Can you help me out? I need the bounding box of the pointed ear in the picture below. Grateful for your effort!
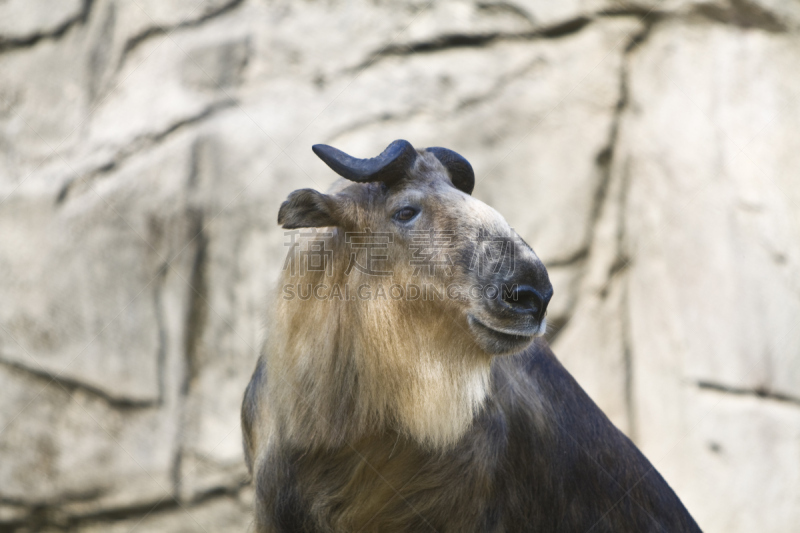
[278,189,338,228]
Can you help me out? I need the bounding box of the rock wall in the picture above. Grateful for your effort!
[1,1,799,531]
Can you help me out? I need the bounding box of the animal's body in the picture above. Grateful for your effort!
[242,140,701,532]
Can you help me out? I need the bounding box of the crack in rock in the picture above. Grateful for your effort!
[614,20,662,446]
[170,138,215,503]
[118,0,246,69]
[696,380,800,406]
[352,2,790,76]
[0,482,250,531]
[691,0,788,33]
[476,1,538,26]
[0,358,157,411]
[353,15,592,72]
[0,0,93,53]
[569,16,660,442]
[546,247,590,269]
[56,99,235,205]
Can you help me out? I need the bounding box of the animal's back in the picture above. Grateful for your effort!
[247,339,701,532]
[490,340,701,532]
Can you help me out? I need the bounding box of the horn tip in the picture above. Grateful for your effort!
[312,144,330,156]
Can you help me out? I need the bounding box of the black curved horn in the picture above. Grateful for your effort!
[312,139,417,186]
[426,147,474,195]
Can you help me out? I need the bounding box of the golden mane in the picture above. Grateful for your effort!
[263,228,492,450]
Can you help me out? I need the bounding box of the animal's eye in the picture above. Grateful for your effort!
[393,206,419,222]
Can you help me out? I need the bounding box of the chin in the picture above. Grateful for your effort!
[467,315,545,356]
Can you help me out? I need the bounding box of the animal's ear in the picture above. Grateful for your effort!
[278,189,338,229]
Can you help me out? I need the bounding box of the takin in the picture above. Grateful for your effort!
[241,139,702,532]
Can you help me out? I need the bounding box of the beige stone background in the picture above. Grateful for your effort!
[1,0,799,531]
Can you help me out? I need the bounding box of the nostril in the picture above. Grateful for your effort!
[503,285,547,320]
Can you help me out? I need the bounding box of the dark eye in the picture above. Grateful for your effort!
[393,206,419,222]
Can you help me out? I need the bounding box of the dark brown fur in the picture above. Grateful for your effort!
[243,339,701,532]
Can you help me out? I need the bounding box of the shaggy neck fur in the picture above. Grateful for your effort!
[265,234,492,450]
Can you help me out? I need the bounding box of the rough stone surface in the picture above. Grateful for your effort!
[624,20,800,400]
[0,363,175,514]
[655,387,800,533]
[1,1,799,532]
[620,20,800,532]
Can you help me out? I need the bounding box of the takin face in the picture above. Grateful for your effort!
[277,140,553,358]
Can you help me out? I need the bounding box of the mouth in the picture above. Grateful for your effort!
[467,315,544,355]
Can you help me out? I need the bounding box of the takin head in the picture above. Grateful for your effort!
[278,139,553,357]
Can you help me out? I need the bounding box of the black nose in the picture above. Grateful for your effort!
[502,284,552,321]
